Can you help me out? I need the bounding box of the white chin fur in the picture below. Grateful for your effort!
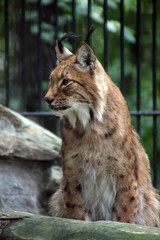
[51,109,70,117]
[51,103,103,129]
[50,104,90,129]
[67,103,90,129]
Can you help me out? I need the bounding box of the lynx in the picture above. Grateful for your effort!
[44,34,160,227]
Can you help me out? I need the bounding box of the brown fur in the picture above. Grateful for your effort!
[44,40,160,226]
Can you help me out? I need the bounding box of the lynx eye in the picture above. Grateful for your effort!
[61,79,71,86]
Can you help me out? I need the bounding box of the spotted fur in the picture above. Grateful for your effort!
[45,39,160,227]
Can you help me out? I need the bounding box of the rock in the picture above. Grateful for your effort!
[0,104,62,215]
[0,104,62,152]
[0,161,41,214]
[1,211,160,240]
[0,134,59,161]
[39,166,62,215]
[50,166,62,184]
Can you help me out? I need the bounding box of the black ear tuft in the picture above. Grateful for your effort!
[60,33,78,42]
[57,40,64,54]
[57,33,78,54]
[85,27,96,44]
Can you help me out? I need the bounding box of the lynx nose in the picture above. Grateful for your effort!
[44,96,53,105]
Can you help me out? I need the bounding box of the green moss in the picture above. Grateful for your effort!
[1,211,160,240]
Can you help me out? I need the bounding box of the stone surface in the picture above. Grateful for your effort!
[0,161,40,214]
[0,134,59,161]
[0,104,62,152]
[0,104,62,215]
[1,211,160,240]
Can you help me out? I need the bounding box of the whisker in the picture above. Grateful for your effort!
[44,64,53,76]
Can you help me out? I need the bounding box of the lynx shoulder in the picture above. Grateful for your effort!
[44,38,160,227]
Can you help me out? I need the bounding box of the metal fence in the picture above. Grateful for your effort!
[2,0,160,187]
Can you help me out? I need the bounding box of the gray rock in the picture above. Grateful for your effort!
[0,133,59,161]
[50,166,62,184]
[0,161,40,214]
[0,104,62,151]
[0,104,62,215]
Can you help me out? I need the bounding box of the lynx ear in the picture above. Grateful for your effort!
[56,40,73,62]
[76,42,96,71]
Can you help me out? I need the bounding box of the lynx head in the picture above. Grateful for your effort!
[44,37,108,129]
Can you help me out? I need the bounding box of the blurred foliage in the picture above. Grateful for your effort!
[0,0,160,187]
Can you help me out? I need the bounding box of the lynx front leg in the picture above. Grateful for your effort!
[114,179,139,224]
[63,179,89,220]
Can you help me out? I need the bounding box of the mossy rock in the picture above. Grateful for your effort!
[0,211,160,240]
